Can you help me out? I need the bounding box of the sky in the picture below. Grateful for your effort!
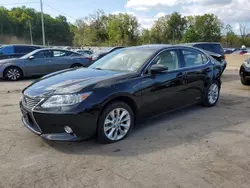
[0,0,250,33]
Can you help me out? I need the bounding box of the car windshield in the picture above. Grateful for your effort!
[19,49,40,59]
[89,48,156,72]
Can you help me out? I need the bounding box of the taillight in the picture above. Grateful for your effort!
[87,57,92,61]
[240,51,244,55]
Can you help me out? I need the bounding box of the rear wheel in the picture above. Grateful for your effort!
[241,77,250,85]
[71,64,82,68]
[202,81,220,107]
[97,102,134,144]
[4,67,23,81]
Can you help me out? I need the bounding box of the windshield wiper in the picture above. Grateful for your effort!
[93,67,103,70]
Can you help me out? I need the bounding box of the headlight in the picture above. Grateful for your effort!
[41,92,92,108]
[244,61,250,68]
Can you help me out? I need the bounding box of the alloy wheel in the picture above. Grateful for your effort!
[208,83,219,104]
[104,108,131,141]
[6,68,21,81]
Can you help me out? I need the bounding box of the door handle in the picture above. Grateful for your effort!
[205,67,212,73]
[176,73,184,79]
[46,60,51,63]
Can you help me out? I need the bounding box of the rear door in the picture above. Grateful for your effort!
[180,48,212,104]
[50,50,74,71]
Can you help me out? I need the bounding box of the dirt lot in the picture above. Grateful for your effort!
[0,69,249,188]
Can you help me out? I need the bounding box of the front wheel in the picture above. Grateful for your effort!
[4,67,23,81]
[241,77,250,85]
[97,102,134,144]
[202,81,220,107]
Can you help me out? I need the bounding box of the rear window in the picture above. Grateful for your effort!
[0,46,14,54]
[194,43,223,55]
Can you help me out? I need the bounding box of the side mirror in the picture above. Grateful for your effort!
[28,56,34,60]
[150,64,168,74]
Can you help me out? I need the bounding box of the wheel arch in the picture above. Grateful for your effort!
[98,94,139,125]
[3,65,24,77]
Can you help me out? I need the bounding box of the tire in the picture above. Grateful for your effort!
[202,81,220,107]
[241,77,250,85]
[97,102,134,144]
[71,64,82,68]
[4,67,23,81]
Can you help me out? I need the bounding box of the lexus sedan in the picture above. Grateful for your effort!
[0,48,91,81]
[20,45,223,143]
[240,58,250,85]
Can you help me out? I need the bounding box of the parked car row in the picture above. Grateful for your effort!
[0,48,92,80]
[19,44,225,143]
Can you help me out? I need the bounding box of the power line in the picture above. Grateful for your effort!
[0,1,39,6]
[43,3,77,20]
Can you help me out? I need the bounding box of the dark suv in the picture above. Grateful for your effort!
[0,44,41,60]
[185,42,227,72]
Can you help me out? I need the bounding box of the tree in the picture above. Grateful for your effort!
[166,12,187,43]
[0,6,74,45]
[183,14,222,42]
[140,29,151,44]
[150,15,170,43]
[106,13,139,46]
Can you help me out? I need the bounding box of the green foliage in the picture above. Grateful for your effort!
[1,7,247,48]
[183,14,222,42]
[0,6,74,45]
[73,11,139,46]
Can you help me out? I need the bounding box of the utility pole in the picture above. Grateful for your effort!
[28,20,33,45]
[40,0,45,46]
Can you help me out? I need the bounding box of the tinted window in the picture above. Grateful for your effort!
[34,50,52,58]
[194,43,223,55]
[53,50,72,57]
[1,46,14,55]
[182,49,205,67]
[152,50,180,71]
[14,46,35,54]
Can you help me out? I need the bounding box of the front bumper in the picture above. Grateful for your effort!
[20,102,98,141]
[0,66,4,78]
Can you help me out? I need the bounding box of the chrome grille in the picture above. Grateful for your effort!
[22,96,42,111]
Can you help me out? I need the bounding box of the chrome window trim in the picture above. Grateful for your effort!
[142,47,210,76]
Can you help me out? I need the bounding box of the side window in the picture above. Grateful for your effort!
[182,49,205,68]
[33,51,52,58]
[2,46,14,54]
[53,50,67,57]
[152,50,180,71]
[15,46,35,54]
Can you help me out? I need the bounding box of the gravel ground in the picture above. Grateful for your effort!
[0,70,249,188]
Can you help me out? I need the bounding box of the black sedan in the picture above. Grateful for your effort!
[240,58,250,85]
[20,45,223,143]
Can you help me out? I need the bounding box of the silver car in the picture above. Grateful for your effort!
[0,48,92,80]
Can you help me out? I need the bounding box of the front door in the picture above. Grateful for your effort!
[140,49,187,117]
[25,50,53,75]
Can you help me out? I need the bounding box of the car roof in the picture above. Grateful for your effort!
[1,44,42,48]
[183,42,221,46]
[126,44,202,51]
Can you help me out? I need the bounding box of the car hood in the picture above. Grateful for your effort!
[23,68,127,97]
[0,58,19,64]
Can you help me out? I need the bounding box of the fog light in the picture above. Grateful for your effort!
[64,126,73,134]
